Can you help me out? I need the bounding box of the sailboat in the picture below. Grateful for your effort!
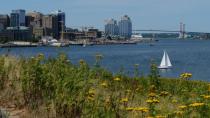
[149,34,155,46]
[83,39,86,47]
[158,51,172,69]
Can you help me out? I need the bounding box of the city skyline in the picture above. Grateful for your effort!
[0,0,210,32]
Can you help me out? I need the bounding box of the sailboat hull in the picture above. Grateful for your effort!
[158,66,172,69]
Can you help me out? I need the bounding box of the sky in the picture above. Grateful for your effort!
[0,0,210,32]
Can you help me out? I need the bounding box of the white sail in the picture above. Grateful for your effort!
[159,51,172,69]
[166,52,172,67]
[83,39,86,47]
[160,51,166,67]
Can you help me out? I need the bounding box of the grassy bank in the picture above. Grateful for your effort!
[0,54,209,118]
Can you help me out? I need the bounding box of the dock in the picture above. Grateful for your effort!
[0,42,38,48]
[0,39,142,48]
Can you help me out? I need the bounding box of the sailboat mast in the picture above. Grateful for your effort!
[61,21,64,42]
[165,51,168,66]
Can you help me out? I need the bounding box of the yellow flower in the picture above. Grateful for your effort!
[189,102,205,107]
[203,95,210,99]
[146,99,159,104]
[88,88,95,97]
[152,99,160,103]
[174,111,184,115]
[87,96,94,101]
[134,107,149,112]
[172,99,178,103]
[179,105,187,109]
[156,115,166,118]
[134,107,144,111]
[88,88,95,95]
[146,99,153,103]
[120,98,128,103]
[148,92,156,97]
[180,72,192,80]
[100,82,108,87]
[160,91,169,97]
[87,88,96,101]
[142,109,149,113]
[200,95,205,97]
[201,95,210,99]
[126,107,134,111]
[114,77,121,81]
[126,107,149,112]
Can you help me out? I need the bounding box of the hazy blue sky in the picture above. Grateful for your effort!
[0,0,210,32]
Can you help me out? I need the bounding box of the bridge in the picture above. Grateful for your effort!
[133,29,185,39]
[133,29,208,34]
[133,23,199,39]
[133,23,210,39]
[133,29,179,33]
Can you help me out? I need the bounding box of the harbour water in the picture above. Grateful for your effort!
[0,38,210,81]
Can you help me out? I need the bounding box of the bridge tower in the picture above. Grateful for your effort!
[179,22,186,39]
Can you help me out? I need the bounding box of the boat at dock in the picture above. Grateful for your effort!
[41,36,69,47]
[131,34,143,40]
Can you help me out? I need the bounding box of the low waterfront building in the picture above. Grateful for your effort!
[62,28,79,40]
[87,29,102,39]
[131,34,143,40]
[0,26,32,41]
[62,32,76,40]
[62,28,102,41]
[33,27,44,39]
[85,31,97,40]
[0,30,10,43]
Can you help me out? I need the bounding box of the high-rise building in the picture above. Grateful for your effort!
[105,19,118,36]
[42,14,58,38]
[10,9,26,27]
[0,14,10,29]
[10,13,19,27]
[25,11,43,39]
[53,10,65,39]
[25,15,33,27]
[26,11,43,27]
[118,15,132,38]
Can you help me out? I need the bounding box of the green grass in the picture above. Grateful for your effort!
[0,54,209,118]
